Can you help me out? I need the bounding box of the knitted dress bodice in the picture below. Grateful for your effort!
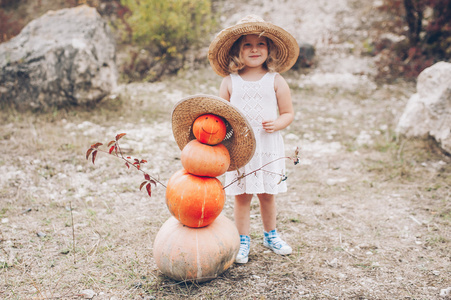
[224,72,287,195]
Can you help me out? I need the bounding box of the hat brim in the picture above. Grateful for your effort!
[172,94,256,171]
[208,22,299,77]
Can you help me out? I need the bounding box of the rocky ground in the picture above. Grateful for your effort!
[1,0,450,299]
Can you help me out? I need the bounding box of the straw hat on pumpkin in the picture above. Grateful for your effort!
[172,94,256,171]
[208,15,299,77]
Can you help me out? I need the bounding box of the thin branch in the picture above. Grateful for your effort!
[70,201,76,265]
[223,155,297,190]
[88,135,299,196]
[89,142,166,188]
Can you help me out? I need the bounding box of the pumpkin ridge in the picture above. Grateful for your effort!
[202,124,218,134]
[195,231,202,279]
[192,178,202,227]
[178,178,188,223]
[160,221,179,276]
[198,182,207,228]
[206,127,215,144]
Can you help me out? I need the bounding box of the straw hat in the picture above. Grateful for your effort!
[172,94,256,171]
[208,15,299,77]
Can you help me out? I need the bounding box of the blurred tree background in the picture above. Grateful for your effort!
[0,0,449,82]
[373,0,451,81]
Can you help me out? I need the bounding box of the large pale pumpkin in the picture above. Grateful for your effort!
[192,114,227,145]
[166,169,225,228]
[181,139,230,177]
[153,214,240,282]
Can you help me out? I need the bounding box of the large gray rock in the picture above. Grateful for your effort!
[396,62,451,154]
[291,42,315,70]
[0,5,117,109]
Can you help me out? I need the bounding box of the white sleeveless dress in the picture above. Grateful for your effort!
[225,72,287,195]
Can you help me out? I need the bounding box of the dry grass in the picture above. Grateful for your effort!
[0,66,450,299]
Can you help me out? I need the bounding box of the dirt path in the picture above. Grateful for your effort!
[1,0,450,299]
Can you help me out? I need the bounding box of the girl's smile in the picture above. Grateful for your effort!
[240,34,269,69]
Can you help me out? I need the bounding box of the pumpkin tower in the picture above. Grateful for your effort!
[153,94,256,282]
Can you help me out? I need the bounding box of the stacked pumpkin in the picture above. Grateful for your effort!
[153,114,240,282]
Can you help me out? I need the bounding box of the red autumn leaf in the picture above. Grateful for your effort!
[125,162,130,169]
[146,183,152,197]
[127,157,131,159]
[92,150,98,164]
[116,133,126,141]
[139,181,147,191]
[91,142,103,149]
[108,140,116,147]
[109,145,115,154]
[133,159,140,169]
[86,148,94,160]
[141,159,147,164]
[144,173,150,181]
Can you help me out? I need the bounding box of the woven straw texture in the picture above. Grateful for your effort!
[172,94,256,171]
[208,20,299,77]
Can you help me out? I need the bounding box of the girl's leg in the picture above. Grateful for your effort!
[234,193,253,235]
[257,193,292,255]
[234,193,253,263]
[257,193,276,232]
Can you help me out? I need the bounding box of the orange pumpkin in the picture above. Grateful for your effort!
[181,139,230,177]
[192,114,227,145]
[153,214,240,282]
[166,169,225,228]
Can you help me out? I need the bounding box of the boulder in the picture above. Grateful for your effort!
[291,42,315,70]
[0,5,117,109]
[396,62,451,154]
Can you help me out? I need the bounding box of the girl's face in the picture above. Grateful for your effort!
[240,34,268,69]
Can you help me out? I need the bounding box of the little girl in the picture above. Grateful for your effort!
[208,15,299,263]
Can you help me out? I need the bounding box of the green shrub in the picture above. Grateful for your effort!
[120,0,215,81]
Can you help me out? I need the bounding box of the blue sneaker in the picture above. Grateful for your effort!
[263,229,292,255]
[236,235,250,264]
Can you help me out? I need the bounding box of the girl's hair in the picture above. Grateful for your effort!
[227,35,279,74]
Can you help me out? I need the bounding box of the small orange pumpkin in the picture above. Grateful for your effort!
[153,214,240,282]
[166,169,225,228]
[192,114,227,145]
[181,139,230,177]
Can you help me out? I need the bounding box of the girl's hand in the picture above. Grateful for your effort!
[262,120,276,133]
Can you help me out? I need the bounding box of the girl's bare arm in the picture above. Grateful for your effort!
[262,74,294,133]
[219,76,232,101]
